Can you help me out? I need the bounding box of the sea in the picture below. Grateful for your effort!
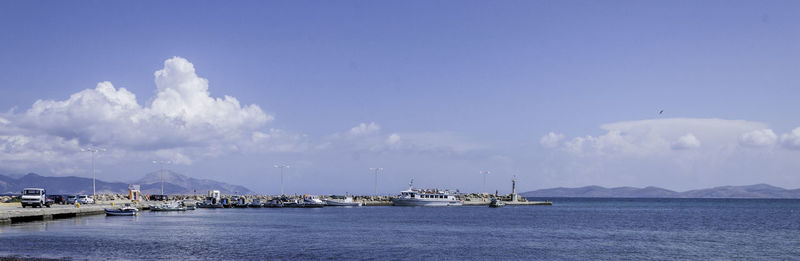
[1,198,799,260]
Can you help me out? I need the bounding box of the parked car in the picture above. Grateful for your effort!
[48,195,65,204]
[77,195,94,204]
[66,195,78,204]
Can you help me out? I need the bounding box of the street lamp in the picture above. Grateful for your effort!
[81,146,106,198]
[152,160,172,195]
[274,164,290,195]
[480,170,491,193]
[370,168,383,196]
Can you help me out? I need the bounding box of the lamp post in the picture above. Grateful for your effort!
[370,168,383,196]
[152,160,172,195]
[480,170,491,193]
[81,146,106,199]
[274,164,290,195]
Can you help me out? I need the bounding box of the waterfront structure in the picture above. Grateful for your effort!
[128,184,142,201]
[391,179,463,206]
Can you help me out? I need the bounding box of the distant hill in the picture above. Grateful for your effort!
[524,185,680,198]
[522,184,800,199]
[133,170,253,195]
[0,172,253,195]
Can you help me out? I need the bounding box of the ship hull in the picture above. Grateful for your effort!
[391,198,463,206]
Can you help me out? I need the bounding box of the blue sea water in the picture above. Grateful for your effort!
[1,198,799,260]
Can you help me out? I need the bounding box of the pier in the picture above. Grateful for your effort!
[0,204,108,224]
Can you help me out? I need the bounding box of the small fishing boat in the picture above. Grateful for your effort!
[198,190,223,208]
[232,196,249,208]
[150,202,186,211]
[197,202,223,208]
[105,204,139,216]
[248,198,264,208]
[489,198,505,208]
[265,199,285,208]
[221,198,232,208]
[180,201,196,210]
[297,195,325,208]
[323,196,362,207]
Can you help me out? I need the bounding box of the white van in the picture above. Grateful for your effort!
[21,188,51,208]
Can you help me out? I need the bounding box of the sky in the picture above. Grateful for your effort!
[0,1,799,194]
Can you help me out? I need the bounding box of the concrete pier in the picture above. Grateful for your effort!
[0,204,107,224]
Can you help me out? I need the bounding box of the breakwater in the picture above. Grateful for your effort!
[1,193,550,224]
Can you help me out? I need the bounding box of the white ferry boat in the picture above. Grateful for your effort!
[391,179,463,207]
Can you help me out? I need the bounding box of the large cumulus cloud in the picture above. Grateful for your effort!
[0,57,278,171]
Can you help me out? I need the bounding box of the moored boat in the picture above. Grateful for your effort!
[296,195,324,208]
[198,190,223,208]
[197,202,223,208]
[323,196,362,207]
[105,204,139,216]
[150,202,186,211]
[248,198,264,208]
[265,198,285,208]
[391,179,463,207]
[488,198,505,208]
[180,201,196,210]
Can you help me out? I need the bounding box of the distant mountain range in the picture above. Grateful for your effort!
[0,172,253,195]
[521,184,800,199]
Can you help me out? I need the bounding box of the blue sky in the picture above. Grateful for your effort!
[1,1,799,194]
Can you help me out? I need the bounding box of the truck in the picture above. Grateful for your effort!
[21,188,52,208]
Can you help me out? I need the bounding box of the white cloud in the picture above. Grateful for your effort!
[327,123,483,156]
[0,57,292,173]
[248,129,309,153]
[539,132,564,148]
[780,127,800,150]
[386,133,401,145]
[348,122,380,136]
[563,137,585,153]
[671,133,701,150]
[534,118,800,191]
[548,118,766,155]
[739,129,778,147]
